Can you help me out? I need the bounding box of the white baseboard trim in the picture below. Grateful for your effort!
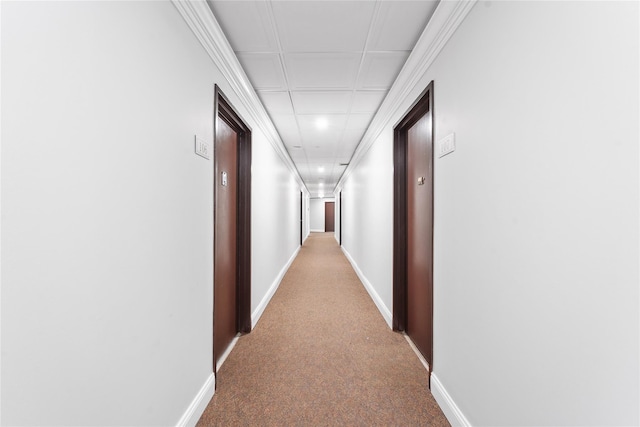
[252,247,300,329]
[176,373,215,427]
[216,335,239,372]
[341,247,392,328]
[310,229,324,233]
[431,373,472,427]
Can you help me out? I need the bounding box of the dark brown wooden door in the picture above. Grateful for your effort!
[214,117,238,366]
[325,202,335,232]
[406,113,433,365]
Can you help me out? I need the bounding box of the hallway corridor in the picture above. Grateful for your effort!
[197,233,449,426]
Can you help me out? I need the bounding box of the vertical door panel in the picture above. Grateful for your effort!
[406,113,433,365]
[214,117,238,366]
[324,202,335,232]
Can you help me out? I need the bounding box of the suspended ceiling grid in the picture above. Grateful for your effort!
[207,0,439,197]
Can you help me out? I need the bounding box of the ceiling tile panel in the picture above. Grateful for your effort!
[288,148,307,160]
[302,132,342,149]
[207,1,279,52]
[358,52,410,90]
[291,92,353,115]
[270,114,298,133]
[272,1,376,52]
[340,129,365,147]
[352,91,388,113]
[236,53,287,90]
[285,53,360,90]
[208,0,437,195]
[305,145,336,158]
[346,113,374,131]
[297,114,348,132]
[368,1,439,51]
[258,91,295,115]
[270,114,302,147]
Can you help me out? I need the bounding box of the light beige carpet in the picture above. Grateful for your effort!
[197,232,450,426]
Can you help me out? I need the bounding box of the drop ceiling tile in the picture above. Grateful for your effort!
[368,1,439,51]
[346,113,374,131]
[288,148,307,160]
[358,52,410,90]
[272,1,375,52]
[270,114,303,147]
[297,114,348,132]
[207,1,278,52]
[352,91,387,113]
[236,53,287,90]
[341,129,365,147]
[270,114,299,133]
[285,53,360,90]
[258,91,294,115]
[291,91,352,115]
[278,129,303,148]
[302,132,342,149]
[305,144,336,158]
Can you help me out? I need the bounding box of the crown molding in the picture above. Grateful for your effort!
[336,0,477,191]
[171,0,308,193]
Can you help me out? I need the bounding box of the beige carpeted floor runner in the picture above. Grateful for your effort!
[197,232,449,426]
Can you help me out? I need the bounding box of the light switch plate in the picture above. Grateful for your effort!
[438,133,455,158]
[195,136,211,160]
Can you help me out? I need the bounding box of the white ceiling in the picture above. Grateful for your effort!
[207,0,439,197]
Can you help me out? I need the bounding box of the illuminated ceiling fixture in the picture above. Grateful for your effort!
[315,117,328,130]
[318,166,325,173]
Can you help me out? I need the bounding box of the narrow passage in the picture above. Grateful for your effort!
[198,232,449,426]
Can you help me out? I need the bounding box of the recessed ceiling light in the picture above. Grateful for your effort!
[318,166,325,173]
[319,182,324,187]
[319,193,325,199]
[315,117,328,130]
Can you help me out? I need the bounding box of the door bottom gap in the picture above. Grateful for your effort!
[216,334,241,372]
[403,333,430,373]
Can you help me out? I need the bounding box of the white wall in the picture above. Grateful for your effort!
[251,142,301,317]
[309,198,334,232]
[303,192,311,242]
[341,1,639,426]
[341,140,394,318]
[1,1,302,425]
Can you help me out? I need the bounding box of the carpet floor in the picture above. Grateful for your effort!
[197,232,450,426]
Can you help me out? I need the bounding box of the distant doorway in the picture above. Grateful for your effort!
[300,192,304,245]
[393,82,434,384]
[325,202,335,232]
[213,86,251,377]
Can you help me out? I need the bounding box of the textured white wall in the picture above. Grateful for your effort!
[0,1,302,425]
[341,1,639,425]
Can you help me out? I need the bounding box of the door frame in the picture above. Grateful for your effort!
[392,81,434,376]
[213,85,252,372]
[324,201,335,232]
[339,191,342,245]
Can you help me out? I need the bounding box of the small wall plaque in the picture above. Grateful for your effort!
[195,136,211,160]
